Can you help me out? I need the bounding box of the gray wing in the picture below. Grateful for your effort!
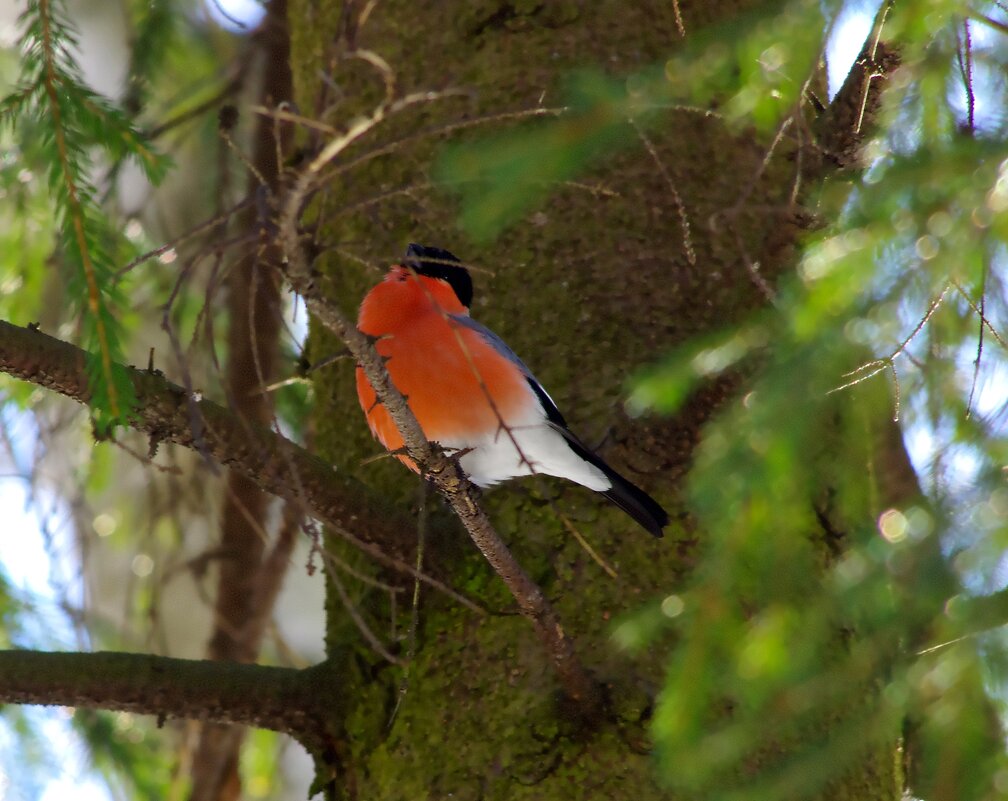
[450,315,667,536]
[448,313,568,427]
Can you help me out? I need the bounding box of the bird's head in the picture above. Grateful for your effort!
[402,243,473,309]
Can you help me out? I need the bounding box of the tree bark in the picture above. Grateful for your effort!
[0,1,923,798]
[288,1,903,799]
[0,650,339,751]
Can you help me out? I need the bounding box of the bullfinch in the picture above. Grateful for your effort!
[355,243,668,538]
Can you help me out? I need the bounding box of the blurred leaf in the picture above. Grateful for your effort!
[629,321,769,414]
[437,70,658,240]
[74,710,173,799]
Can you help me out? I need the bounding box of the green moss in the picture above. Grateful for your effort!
[287,0,900,798]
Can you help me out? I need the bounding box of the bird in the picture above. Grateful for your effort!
[355,243,668,538]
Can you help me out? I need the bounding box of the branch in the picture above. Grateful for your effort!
[303,284,602,712]
[0,319,410,558]
[815,1,900,169]
[277,175,602,714]
[0,650,339,750]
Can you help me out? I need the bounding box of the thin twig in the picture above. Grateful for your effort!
[671,0,685,37]
[317,544,403,594]
[732,228,776,304]
[115,198,254,278]
[220,127,268,188]
[551,501,618,579]
[956,19,976,133]
[952,279,1008,351]
[209,0,249,28]
[327,557,401,664]
[388,479,429,729]
[313,106,566,193]
[828,287,950,403]
[323,518,486,615]
[855,5,892,135]
[970,11,1008,37]
[966,262,986,418]
[631,119,695,266]
[251,104,340,136]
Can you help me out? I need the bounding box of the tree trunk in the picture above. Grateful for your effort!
[288,1,902,798]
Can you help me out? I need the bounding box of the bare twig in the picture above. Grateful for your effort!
[209,0,250,29]
[115,199,254,278]
[313,106,566,193]
[966,263,986,418]
[955,19,976,133]
[631,119,696,266]
[327,558,401,664]
[828,287,950,416]
[251,103,340,135]
[281,87,468,229]
[952,279,1008,351]
[552,503,619,579]
[388,480,429,729]
[325,520,486,615]
[671,0,685,37]
[969,11,1008,38]
[816,1,898,169]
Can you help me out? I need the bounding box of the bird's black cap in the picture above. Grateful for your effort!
[405,243,473,309]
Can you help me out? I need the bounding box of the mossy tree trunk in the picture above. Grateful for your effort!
[288,1,902,798]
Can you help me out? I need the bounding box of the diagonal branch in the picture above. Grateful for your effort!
[0,317,486,620]
[0,319,408,558]
[0,650,339,751]
[276,187,601,711]
[0,318,601,710]
[270,64,599,710]
[289,274,603,712]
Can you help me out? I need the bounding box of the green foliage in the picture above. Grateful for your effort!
[0,0,169,430]
[241,728,285,799]
[664,0,827,129]
[437,70,661,241]
[441,0,1008,798]
[438,0,832,240]
[125,0,180,114]
[0,570,24,649]
[0,0,1005,798]
[74,710,174,799]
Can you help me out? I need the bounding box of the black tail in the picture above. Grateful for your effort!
[600,467,668,538]
[524,378,668,538]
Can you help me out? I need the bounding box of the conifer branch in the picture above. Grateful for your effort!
[37,0,121,418]
[3,0,168,428]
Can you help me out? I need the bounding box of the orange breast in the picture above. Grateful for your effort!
[355,269,531,473]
